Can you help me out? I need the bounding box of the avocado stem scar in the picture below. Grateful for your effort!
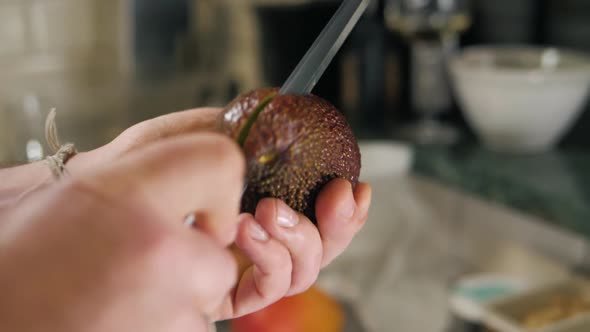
[257,152,277,164]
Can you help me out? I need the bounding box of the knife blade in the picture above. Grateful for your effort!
[279,0,370,95]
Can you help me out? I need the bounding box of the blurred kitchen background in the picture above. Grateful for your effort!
[2,0,590,331]
[1,0,590,154]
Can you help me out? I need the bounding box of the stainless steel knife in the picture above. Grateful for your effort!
[279,0,370,95]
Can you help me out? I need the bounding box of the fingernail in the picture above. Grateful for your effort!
[277,202,298,228]
[249,220,269,241]
[339,194,356,220]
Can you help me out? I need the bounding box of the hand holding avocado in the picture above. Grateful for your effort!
[0,1,371,329]
[0,104,371,331]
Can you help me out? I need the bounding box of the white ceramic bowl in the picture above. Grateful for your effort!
[449,45,590,154]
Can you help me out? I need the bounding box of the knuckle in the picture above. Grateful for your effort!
[293,265,319,295]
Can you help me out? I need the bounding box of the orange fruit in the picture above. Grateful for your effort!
[230,285,344,332]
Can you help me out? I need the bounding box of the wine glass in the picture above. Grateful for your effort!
[385,0,472,145]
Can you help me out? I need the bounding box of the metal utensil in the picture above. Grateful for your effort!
[279,0,370,95]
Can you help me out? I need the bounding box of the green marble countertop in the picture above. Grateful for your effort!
[412,144,590,239]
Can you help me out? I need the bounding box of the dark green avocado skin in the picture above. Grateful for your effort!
[219,88,361,223]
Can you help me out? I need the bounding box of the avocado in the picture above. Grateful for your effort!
[219,87,361,223]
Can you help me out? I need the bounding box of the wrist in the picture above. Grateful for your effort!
[0,149,92,207]
[0,161,53,207]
